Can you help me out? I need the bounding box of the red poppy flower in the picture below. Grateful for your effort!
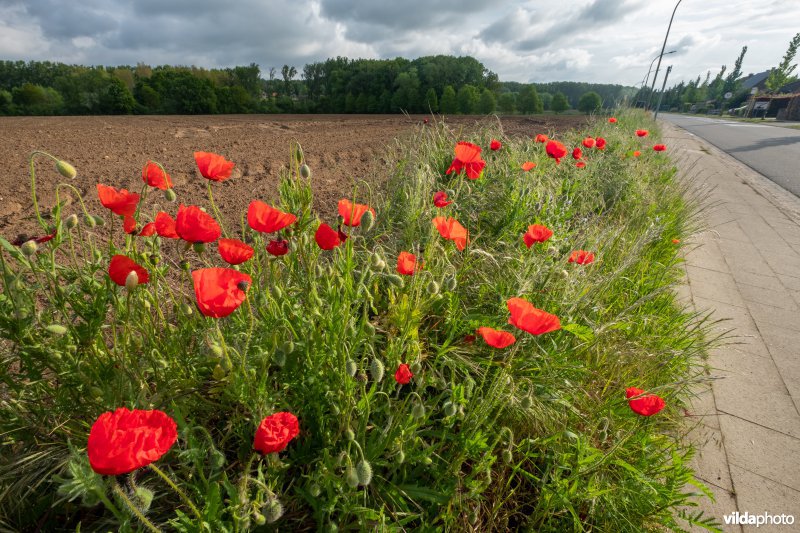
[247,200,297,234]
[218,238,254,265]
[155,211,179,239]
[535,134,548,143]
[582,137,596,149]
[23,231,56,245]
[572,147,582,160]
[477,326,516,348]
[626,387,666,416]
[653,144,666,152]
[191,267,251,318]
[194,151,235,182]
[463,334,476,344]
[545,140,567,164]
[672,238,681,244]
[523,224,553,247]
[490,139,502,151]
[338,199,375,227]
[142,161,173,190]
[338,226,349,242]
[521,161,536,171]
[394,363,413,385]
[254,412,299,455]
[108,255,149,286]
[446,141,486,180]
[87,407,177,476]
[608,117,617,124]
[139,222,156,237]
[569,250,595,265]
[433,191,452,208]
[576,161,586,169]
[123,216,138,234]
[96,184,139,218]
[507,297,561,336]
[632,150,641,157]
[432,216,469,251]
[396,251,419,276]
[266,239,290,256]
[635,129,649,137]
[423,118,429,124]
[595,137,607,150]
[315,222,342,250]
[176,205,221,243]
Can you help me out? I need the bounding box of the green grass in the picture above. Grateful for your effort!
[0,110,718,531]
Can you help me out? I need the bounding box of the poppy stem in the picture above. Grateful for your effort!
[111,479,162,533]
[93,484,127,524]
[206,182,228,239]
[28,151,60,232]
[149,463,203,521]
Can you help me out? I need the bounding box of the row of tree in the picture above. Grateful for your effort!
[0,56,631,116]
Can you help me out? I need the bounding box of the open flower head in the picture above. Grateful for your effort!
[446,141,486,180]
[338,199,375,227]
[521,161,536,171]
[477,327,516,348]
[608,117,618,123]
[653,144,667,152]
[507,297,561,336]
[194,151,235,182]
[192,268,251,318]
[569,250,595,265]
[218,238,254,265]
[142,161,173,190]
[247,200,297,233]
[108,255,149,286]
[545,140,567,164]
[626,387,666,416]
[535,134,548,143]
[433,191,452,208]
[396,251,419,276]
[433,216,469,251]
[254,412,299,454]
[523,224,553,247]
[636,129,649,137]
[490,139,502,151]
[266,239,290,256]
[97,184,139,218]
[155,211,179,239]
[394,363,413,385]
[595,137,607,150]
[315,222,342,250]
[582,137,596,148]
[87,408,177,476]
[176,205,221,243]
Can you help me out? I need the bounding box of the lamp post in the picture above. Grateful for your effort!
[654,65,673,119]
[648,0,683,111]
[643,50,676,89]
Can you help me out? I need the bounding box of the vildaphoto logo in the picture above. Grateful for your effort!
[723,512,795,527]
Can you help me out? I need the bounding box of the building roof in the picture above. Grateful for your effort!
[778,79,800,94]
[741,71,770,89]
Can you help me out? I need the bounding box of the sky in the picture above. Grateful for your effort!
[1,0,799,87]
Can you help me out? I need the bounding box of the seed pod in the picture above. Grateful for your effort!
[264,498,283,523]
[386,274,404,288]
[502,449,513,464]
[20,240,38,256]
[345,359,357,377]
[345,466,360,488]
[55,160,77,179]
[443,401,457,418]
[164,189,177,202]
[426,280,440,295]
[300,164,311,178]
[253,512,266,526]
[411,403,426,419]
[45,324,68,335]
[345,428,355,441]
[84,214,97,228]
[396,450,406,464]
[369,358,384,382]
[210,343,224,358]
[309,484,321,497]
[370,252,385,268]
[360,210,375,231]
[212,364,226,380]
[125,271,139,290]
[133,486,154,512]
[443,275,457,291]
[65,214,78,229]
[179,259,191,271]
[356,460,372,486]
[521,395,533,409]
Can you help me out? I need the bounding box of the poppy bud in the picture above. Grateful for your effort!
[264,498,284,523]
[300,164,311,178]
[45,324,67,335]
[125,271,139,290]
[309,484,321,497]
[65,213,78,229]
[92,249,103,262]
[426,280,439,295]
[502,449,513,464]
[561,269,569,278]
[292,143,304,165]
[212,364,227,380]
[547,246,558,255]
[253,513,266,526]
[20,240,38,256]
[369,358,384,382]
[328,522,339,533]
[84,214,97,228]
[180,302,193,316]
[133,486,154,512]
[345,428,355,441]
[346,359,357,377]
[282,340,294,353]
[55,160,77,179]
[210,450,226,469]
[164,188,177,202]
[90,386,104,398]
[443,275,457,291]
[386,274,404,288]
[237,280,250,292]
[411,403,426,419]
[345,466,360,488]
[360,209,375,231]
[92,215,105,227]
[410,362,422,374]
[273,349,286,367]
[444,401,457,417]
[521,395,533,409]
[193,242,206,254]
[356,372,368,382]
[396,450,406,464]
[356,459,372,486]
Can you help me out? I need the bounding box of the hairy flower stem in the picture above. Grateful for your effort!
[28,151,62,232]
[149,464,203,521]
[207,182,228,238]
[111,479,162,533]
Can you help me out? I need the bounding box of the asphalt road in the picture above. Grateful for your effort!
[660,114,800,198]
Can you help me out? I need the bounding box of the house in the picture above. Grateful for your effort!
[778,79,800,94]
[740,71,770,91]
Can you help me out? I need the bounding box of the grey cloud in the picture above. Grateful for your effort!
[9,0,118,39]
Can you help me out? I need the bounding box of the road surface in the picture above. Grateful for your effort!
[660,114,800,198]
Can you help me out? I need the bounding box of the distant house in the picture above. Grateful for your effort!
[740,71,770,91]
[778,79,800,94]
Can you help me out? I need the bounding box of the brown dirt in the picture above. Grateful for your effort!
[0,114,588,241]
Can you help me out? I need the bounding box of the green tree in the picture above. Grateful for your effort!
[723,46,748,95]
[0,89,12,114]
[498,92,516,113]
[577,91,602,113]
[478,88,496,114]
[551,92,569,113]
[98,77,135,114]
[517,85,542,114]
[766,32,800,92]
[440,85,458,114]
[457,85,479,114]
[540,92,552,110]
[424,88,439,112]
[11,83,63,115]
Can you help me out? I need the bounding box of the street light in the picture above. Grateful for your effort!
[648,0,683,111]
[642,50,676,89]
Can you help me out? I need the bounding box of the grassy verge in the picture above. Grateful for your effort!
[0,110,715,531]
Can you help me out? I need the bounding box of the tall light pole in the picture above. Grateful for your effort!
[643,50,677,89]
[654,65,673,119]
[648,0,683,111]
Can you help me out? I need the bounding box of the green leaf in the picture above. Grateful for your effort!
[395,484,450,504]
[562,323,594,342]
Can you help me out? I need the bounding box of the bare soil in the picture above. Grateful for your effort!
[0,114,588,241]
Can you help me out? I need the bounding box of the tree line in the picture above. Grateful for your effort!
[0,56,632,116]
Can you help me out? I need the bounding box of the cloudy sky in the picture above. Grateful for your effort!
[1,0,799,87]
